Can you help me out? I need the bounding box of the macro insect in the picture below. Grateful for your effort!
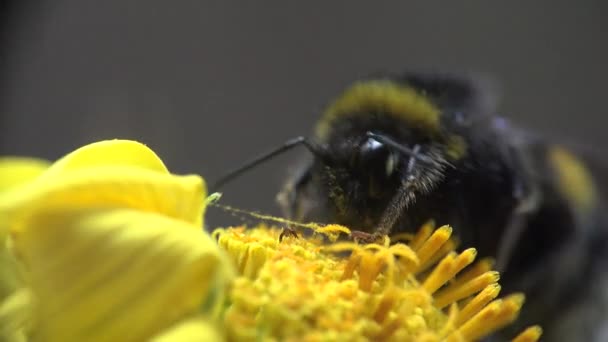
[212,72,608,341]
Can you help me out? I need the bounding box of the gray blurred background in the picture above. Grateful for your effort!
[0,1,606,227]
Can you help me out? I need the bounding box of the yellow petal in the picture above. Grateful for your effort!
[0,140,232,340]
[1,140,201,226]
[11,208,233,342]
[41,139,168,177]
[0,157,50,192]
[0,239,23,303]
[0,142,199,304]
[0,158,50,301]
[2,167,207,229]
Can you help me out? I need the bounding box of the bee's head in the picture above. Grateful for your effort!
[284,75,481,231]
[290,129,451,232]
[217,73,478,234]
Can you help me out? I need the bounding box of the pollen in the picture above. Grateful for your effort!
[214,224,541,341]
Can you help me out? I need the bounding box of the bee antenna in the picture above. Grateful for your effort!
[365,132,434,164]
[210,136,328,192]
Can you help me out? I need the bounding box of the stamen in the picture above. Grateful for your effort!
[409,220,435,250]
[449,257,495,288]
[415,225,453,270]
[434,271,500,309]
[438,303,459,337]
[423,252,457,294]
[455,284,502,326]
[512,326,543,342]
[455,294,525,341]
[373,286,400,323]
[416,239,458,274]
[421,248,476,294]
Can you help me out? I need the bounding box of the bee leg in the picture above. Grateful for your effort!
[495,213,527,273]
[494,140,542,272]
[279,226,300,241]
[495,179,540,272]
[350,230,384,243]
[277,162,313,220]
[372,142,434,238]
[278,166,314,243]
[375,181,418,237]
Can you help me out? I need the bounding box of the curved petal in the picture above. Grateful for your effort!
[0,158,50,193]
[0,157,50,302]
[0,140,205,229]
[0,140,233,340]
[2,167,206,229]
[11,208,233,342]
[41,139,168,177]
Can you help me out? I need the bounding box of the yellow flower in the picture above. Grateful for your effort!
[215,223,541,341]
[0,140,234,341]
[0,140,541,341]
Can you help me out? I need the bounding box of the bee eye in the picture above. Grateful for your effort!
[361,137,383,155]
[358,137,394,175]
[359,138,385,162]
[356,137,400,198]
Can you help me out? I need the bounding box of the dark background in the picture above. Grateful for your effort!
[1,1,606,227]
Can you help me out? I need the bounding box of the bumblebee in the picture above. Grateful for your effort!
[212,72,608,341]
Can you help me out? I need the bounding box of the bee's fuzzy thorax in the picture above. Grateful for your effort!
[316,80,442,140]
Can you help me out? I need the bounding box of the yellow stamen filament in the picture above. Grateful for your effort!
[376,315,405,341]
[438,303,459,337]
[373,286,400,323]
[341,251,361,280]
[388,244,419,272]
[423,252,457,294]
[434,271,500,309]
[358,252,384,291]
[409,220,435,251]
[416,239,457,273]
[512,325,543,342]
[455,294,525,341]
[415,225,452,268]
[456,284,501,326]
[448,257,495,289]
[422,249,476,295]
